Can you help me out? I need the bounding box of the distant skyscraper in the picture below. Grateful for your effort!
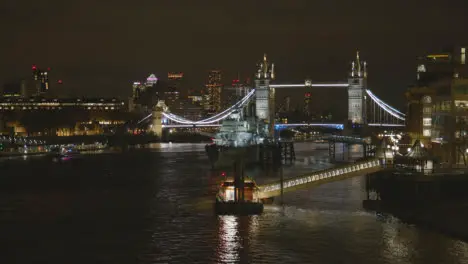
[132,81,144,99]
[204,70,222,114]
[32,64,39,80]
[145,74,158,87]
[30,65,51,96]
[40,70,49,94]
[131,74,158,112]
[165,72,183,110]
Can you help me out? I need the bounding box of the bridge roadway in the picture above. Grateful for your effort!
[257,158,381,199]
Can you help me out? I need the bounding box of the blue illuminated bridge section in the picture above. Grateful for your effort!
[161,123,345,130]
[275,123,344,130]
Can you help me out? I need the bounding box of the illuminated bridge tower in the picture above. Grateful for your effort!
[254,54,276,136]
[348,51,368,124]
[150,100,168,137]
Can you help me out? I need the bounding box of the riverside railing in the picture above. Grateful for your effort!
[259,159,381,196]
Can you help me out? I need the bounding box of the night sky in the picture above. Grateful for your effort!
[1,0,468,112]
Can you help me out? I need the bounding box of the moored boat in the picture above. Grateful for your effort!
[214,174,264,215]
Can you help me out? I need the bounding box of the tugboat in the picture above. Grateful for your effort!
[214,162,264,215]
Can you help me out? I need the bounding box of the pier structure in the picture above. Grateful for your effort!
[323,135,374,162]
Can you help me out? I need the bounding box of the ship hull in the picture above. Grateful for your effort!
[214,201,264,215]
[206,145,261,169]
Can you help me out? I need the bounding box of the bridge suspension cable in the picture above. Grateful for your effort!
[138,88,256,125]
[366,90,405,116]
[365,89,405,121]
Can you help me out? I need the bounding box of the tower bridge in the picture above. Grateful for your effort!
[143,52,405,136]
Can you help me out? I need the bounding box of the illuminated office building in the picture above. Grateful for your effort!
[166,72,183,109]
[31,65,50,96]
[203,70,222,114]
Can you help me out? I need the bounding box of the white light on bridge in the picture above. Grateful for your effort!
[367,123,405,127]
[269,83,349,88]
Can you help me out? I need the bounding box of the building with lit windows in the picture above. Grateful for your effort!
[0,97,126,112]
[165,72,183,110]
[31,65,51,96]
[203,70,222,115]
[0,97,128,136]
[406,46,468,165]
[130,74,160,112]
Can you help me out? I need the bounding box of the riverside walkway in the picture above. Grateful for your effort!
[258,158,381,199]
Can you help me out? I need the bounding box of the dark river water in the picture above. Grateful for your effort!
[0,143,467,264]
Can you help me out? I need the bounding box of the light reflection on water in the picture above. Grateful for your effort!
[0,142,468,263]
[217,216,240,263]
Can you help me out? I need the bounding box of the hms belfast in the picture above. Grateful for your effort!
[206,54,282,169]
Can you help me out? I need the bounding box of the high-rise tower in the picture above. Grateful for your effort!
[166,72,183,109]
[31,65,50,96]
[348,51,367,124]
[204,70,222,114]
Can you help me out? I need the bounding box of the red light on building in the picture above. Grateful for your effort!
[32,65,37,70]
[57,79,63,84]
[47,67,51,71]
[221,172,226,176]
[305,92,311,97]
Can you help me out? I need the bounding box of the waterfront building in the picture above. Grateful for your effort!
[0,97,128,136]
[0,97,126,112]
[406,45,468,165]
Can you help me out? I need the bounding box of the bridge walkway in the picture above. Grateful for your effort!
[257,159,381,199]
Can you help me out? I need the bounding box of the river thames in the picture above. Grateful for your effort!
[0,142,467,263]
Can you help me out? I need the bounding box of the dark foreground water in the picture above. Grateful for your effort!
[1,143,468,264]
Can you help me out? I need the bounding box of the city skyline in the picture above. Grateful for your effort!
[1,1,468,110]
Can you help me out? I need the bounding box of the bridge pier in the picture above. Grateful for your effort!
[329,141,336,162]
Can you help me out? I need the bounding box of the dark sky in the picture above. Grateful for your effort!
[1,0,468,112]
